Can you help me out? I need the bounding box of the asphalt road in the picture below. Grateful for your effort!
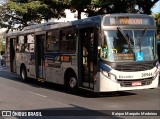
[0,67,159,119]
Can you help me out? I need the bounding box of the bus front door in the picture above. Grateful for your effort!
[35,34,45,80]
[79,27,98,89]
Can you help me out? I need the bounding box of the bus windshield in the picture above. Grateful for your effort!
[102,29,156,62]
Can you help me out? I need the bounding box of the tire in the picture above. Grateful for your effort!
[20,66,27,81]
[67,74,78,92]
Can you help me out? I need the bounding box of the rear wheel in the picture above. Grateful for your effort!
[20,66,27,81]
[66,73,78,92]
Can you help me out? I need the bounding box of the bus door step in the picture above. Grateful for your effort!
[82,82,94,89]
[38,78,45,82]
[79,87,94,92]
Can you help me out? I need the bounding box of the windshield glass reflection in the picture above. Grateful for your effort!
[101,29,156,62]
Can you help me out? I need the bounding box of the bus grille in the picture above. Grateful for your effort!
[117,77,154,87]
[114,62,155,72]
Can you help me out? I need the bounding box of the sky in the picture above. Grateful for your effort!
[152,0,160,13]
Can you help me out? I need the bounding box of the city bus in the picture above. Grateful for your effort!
[5,14,159,92]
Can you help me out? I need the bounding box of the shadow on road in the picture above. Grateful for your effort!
[0,70,136,98]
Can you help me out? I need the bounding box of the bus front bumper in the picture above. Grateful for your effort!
[94,72,159,92]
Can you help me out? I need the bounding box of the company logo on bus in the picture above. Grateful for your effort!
[119,75,133,79]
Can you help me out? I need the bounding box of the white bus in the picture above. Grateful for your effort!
[5,14,159,92]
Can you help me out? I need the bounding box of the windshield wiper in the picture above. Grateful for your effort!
[138,28,147,52]
[117,27,134,53]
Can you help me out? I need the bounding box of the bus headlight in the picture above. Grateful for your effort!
[153,69,159,79]
[101,70,109,77]
[156,62,159,68]
[101,70,117,81]
[156,62,160,72]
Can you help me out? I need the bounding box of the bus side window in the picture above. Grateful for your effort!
[18,35,25,53]
[47,30,59,52]
[21,44,25,52]
[25,44,29,52]
[27,34,35,53]
[29,44,35,52]
[60,28,76,53]
[16,44,20,52]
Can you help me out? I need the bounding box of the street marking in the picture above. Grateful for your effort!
[27,91,47,98]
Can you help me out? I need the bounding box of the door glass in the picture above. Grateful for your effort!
[81,28,96,84]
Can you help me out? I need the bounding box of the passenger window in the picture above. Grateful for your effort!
[47,30,59,52]
[17,36,25,52]
[60,28,76,53]
[27,34,35,52]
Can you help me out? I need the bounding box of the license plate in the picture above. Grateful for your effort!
[131,81,142,86]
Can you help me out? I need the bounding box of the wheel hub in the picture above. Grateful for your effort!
[69,77,77,88]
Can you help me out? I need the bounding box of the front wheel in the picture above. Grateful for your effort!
[20,67,27,81]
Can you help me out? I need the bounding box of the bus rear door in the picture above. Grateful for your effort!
[9,37,16,73]
[35,34,45,81]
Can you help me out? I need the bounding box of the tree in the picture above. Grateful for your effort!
[86,0,138,17]
[0,0,159,32]
[39,0,69,21]
[0,0,68,32]
[86,0,159,16]
[135,0,159,14]
[153,12,160,34]
[0,0,46,31]
[0,32,5,52]
[70,0,92,19]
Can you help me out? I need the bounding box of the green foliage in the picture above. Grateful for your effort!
[0,41,5,52]
[70,0,92,19]
[69,0,159,18]
[0,36,5,52]
[153,13,160,33]
[0,0,45,31]
[0,0,159,31]
[0,0,67,31]
[85,0,137,17]
[136,0,159,14]
[40,0,69,20]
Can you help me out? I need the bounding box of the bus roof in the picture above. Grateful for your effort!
[6,13,156,37]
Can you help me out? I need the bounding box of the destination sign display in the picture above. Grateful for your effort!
[114,53,134,61]
[104,16,155,26]
[112,18,142,25]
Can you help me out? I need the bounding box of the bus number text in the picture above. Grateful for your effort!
[142,73,152,77]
